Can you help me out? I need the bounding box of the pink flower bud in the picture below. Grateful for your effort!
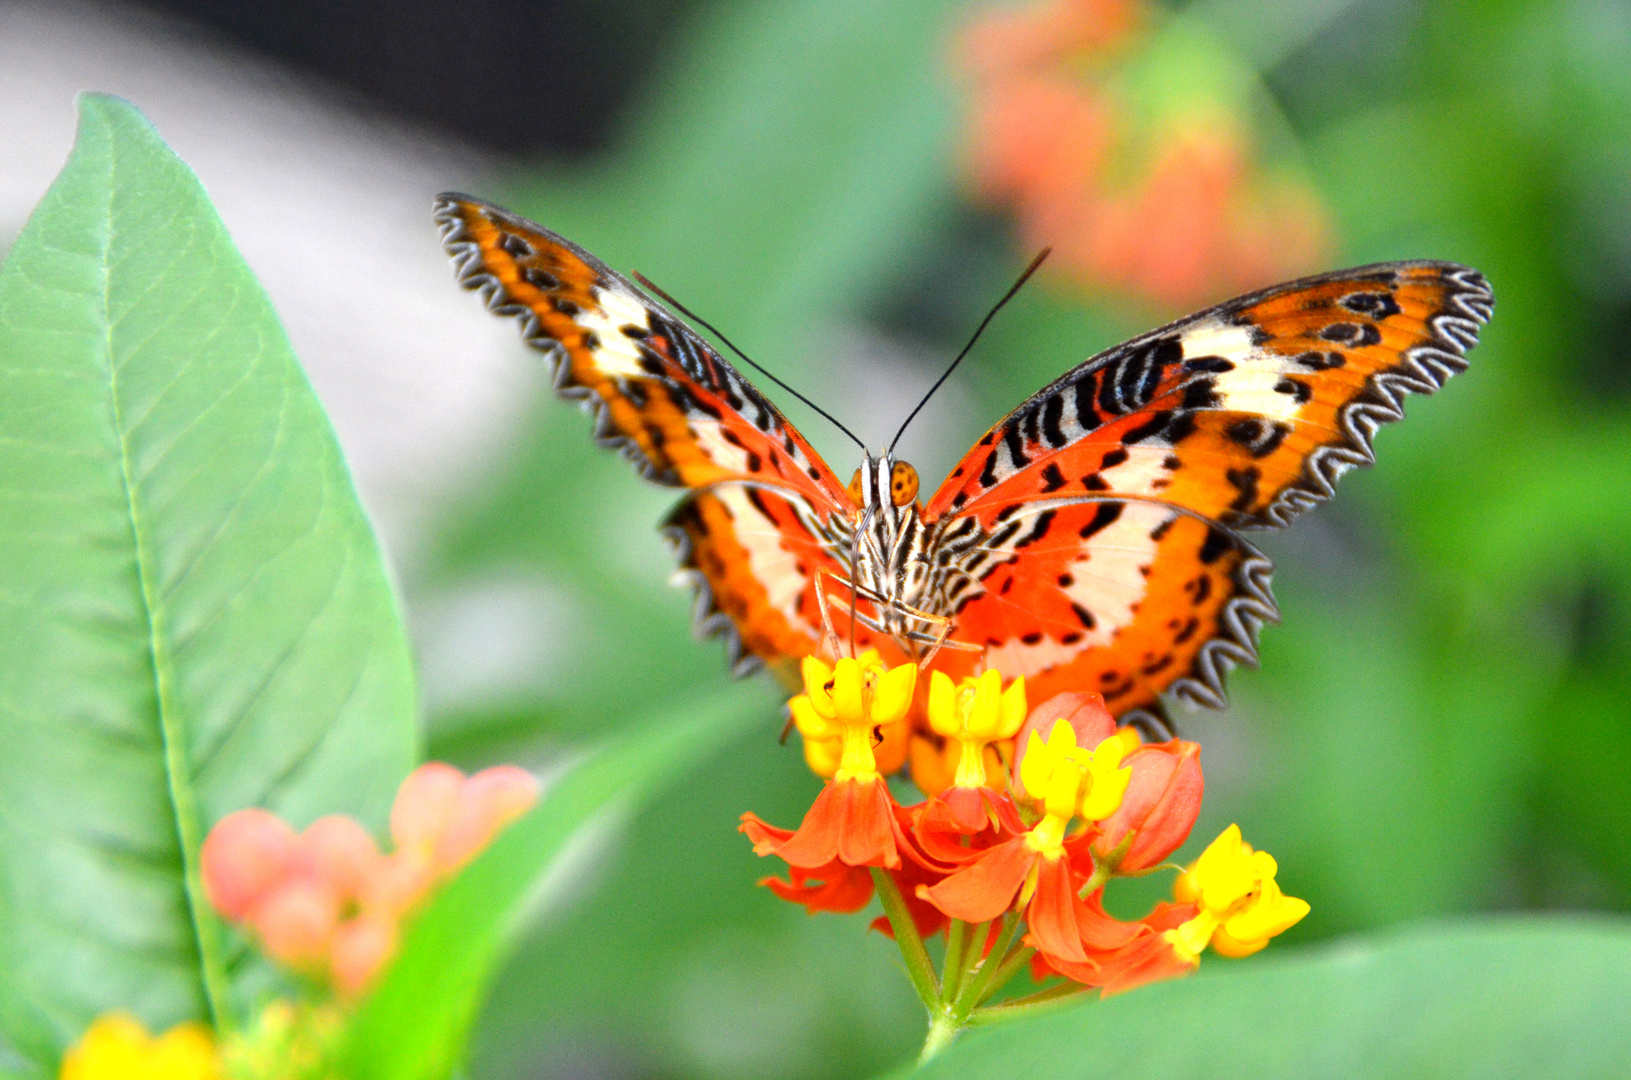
[432,767,540,875]
[1011,692,1116,777]
[293,815,381,901]
[330,912,398,997]
[390,763,465,858]
[467,766,540,828]
[201,809,296,921]
[253,880,339,970]
[1093,739,1203,872]
[359,851,435,917]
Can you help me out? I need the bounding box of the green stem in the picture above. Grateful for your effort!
[976,945,1038,1007]
[954,910,1021,1011]
[968,983,1096,1026]
[919,1008,962,1064]
[872,867,939,1009]
[939,919,969,1005]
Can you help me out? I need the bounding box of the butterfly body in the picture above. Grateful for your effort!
[436,194,1492,731]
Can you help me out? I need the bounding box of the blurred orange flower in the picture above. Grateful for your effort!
[957,0,1329,309]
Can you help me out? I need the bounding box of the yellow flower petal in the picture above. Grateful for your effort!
[926,670,957,737]
[997,676,1027,739]
[1222,878,1310,943]
[802,734,841,779]
[873,662,918,726]
[801,656,835,718]
[831,657,865,722]
[1079,738,1132,821]
[789,695,834,739]
[1209,927,1270,958]
[968,670,1003,736]
[1018,728,1053,800]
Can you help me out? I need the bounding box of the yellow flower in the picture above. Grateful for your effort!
[924,669,1026,788]
[788,651,917,782]
[60,1013,218,1080]
[1167,824,1309,962]
[1016,716,1132,857]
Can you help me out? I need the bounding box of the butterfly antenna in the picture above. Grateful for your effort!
[888,247,1051,455]
[633,272,867,453]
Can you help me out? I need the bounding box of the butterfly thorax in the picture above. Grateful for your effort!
[844,452,941,647]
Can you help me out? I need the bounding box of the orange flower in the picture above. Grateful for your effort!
[1030,893,1199,995]
[918,708,1132,962]
[956,0,1329,309]
[743,654,920,870]
[1092,736,1203,872]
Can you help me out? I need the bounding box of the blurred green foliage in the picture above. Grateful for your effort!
[398,0,1631,1075]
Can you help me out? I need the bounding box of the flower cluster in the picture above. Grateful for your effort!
[742,656,1305,1047]
[202,762,538,996]
[956,0,1328,309]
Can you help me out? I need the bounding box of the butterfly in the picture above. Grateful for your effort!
[434,193,1492,735]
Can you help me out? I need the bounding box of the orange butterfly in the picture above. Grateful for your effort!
[435,194,1492,734]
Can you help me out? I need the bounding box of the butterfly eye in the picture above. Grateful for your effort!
[890,462,919,507]
[848,469,864,503]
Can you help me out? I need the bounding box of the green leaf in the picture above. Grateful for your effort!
[905,918,1631,1079]
[342,678,779,1080]
[0,95,417,1067]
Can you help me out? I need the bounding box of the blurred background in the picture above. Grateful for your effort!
[2,0,1628,1076]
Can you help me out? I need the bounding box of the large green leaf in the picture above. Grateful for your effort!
[342,678,779,1080]
[905,918,1631,1079]
[0,95,417,1068]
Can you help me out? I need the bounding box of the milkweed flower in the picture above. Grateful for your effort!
[1168,824,1309,960]
[60,1013,217,1080]
[741,652,920,869]
[916,669,1027,826]
[738,663,1305,1059]
[918,708,1132,961]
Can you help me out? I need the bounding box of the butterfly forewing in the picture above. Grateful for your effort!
[435,194,859,674]
[923,261,1492,724]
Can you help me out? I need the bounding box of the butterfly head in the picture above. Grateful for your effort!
[848,456,919,511]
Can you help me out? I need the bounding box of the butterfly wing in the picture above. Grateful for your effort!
[921,261,1493,726]
[435,194,858,675]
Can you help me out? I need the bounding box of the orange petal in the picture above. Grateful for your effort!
[1025,855,1088,963]
[919,836,1034,923]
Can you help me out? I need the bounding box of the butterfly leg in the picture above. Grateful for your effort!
[812,565,849,660]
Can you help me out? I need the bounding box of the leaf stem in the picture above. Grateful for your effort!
[871,867,938,1009]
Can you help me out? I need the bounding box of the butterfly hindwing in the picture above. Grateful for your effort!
[435,194,858,673]
[924,261,1492,723]
[664,485,893,677]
